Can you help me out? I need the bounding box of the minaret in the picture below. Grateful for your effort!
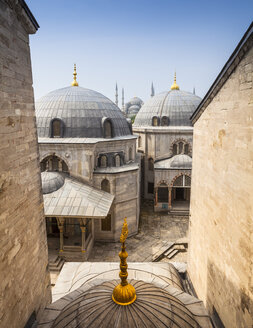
[151,82,155,97]
[71,64,79,87]
[115,83,118,106]
[122,87,125,111]
[193,86,195,95]
[171,72,179,90]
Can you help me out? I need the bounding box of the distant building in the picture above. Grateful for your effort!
[35,66,140,260]
[124,96,144,120]
[0,1,51,327]
[133,74,201,213]
[188,22,253,328]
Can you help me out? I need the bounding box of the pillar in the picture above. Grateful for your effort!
[80,226,86,253]
[58,159,62,172]
[155,188,158,205]
[168,187,172,210]
[49,158,53,171]
[57,218,65,253]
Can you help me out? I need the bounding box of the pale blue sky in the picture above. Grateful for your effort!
[26,0,253,104]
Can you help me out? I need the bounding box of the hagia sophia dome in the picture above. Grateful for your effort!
[35,65,132,138]
[134,74,202,127]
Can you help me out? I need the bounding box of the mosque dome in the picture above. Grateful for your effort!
[41,171,65,194]
[128,96,143,106]
[134,76,201,127]
[51,280,203,328]
[35,71,132,138]
[170,154,192,168]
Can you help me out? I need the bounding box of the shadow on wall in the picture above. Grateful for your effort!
[206,260,253,328]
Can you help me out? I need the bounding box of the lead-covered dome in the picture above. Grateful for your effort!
[134,89,201,127]
[35,86,132,138]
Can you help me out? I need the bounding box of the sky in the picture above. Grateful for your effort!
[26,0,253,104]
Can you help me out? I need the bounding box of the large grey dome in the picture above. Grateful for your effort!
[134,89,201,127]
[35,86,132,138]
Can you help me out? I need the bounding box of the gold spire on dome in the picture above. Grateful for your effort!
[71,64,79,86]
[171,72,179,90]
[112,218,136,306]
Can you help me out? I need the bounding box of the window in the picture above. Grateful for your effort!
[152,116,159,126]
[101,214,111,231]
[100,155,107,168]
[185,144,189,155]
[148,182,154,194]
[104,120,112,138]
[101,179,110,193]
[129,147,133,161]
[148,158,154,171]
[115,154,121,167]
[40,155,69,173]
[158,184,168,202]
[50,119,63,138]
[173,143,178,155]
[179,142,184,154]
[138,136,142,147]
[161,116,169,126]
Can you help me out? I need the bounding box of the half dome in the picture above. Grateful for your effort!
[41,171,65,194]
[134,89,201,127]
[35,86,132,138]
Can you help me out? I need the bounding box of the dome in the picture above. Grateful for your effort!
[52,280,203,328]
[170,154,192,168]
[128,96,143,106]
[41,171,65,194]
[128,105,141,113]
[35,86,132,138]
[133,89,201,127]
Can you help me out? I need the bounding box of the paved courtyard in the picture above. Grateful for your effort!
[88,202,189,263]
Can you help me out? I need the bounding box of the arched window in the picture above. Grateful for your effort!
[50,119,63,138]
[138,136,142,147]
[104,120,112,138]
[100,155,107,168]
[148,158,154,171]
[161,116,169,126]
[179,142,184,154]
[184,144,189,155]
[115,154,121,167]
[129,147,133,161]
[101,179,110,193]
[173,143,178,155]
[152,116,159,126]
[40,155,69,173]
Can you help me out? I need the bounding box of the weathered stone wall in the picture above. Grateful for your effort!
[188,44,253,327]
[0,1,51,327]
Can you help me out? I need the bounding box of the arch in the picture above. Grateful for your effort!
[152,116,159,126]
[148,158,154,171]
[170,173,191,188]
[171,138,192,156]
[161,116,169,126]
[50,118,64,138]
[115,154,121,167]
[101,179,110,193]
[40,154,69,173]
[100,155,107,168]
[102,118,114,138]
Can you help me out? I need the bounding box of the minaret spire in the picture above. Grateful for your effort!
[115,83,118,106]
[171,72,179,90]
[151,82,155,97]
[71,64,79,87]
[122,87,125,111]
[112,218,136,305]
[193,86,195,95]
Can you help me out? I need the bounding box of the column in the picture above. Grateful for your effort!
[49,158,53,171]
[57,218,65,253]
[80,226,86,253]
[58,159,62,172]
[154,188,158,206]
[168,187,172,210]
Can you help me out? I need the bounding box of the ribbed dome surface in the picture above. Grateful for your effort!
[41,172,65,194]
[52,280,202,328]
[134,90,201,127]
[35,86,131,138]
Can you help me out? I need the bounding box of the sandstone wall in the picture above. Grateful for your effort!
[188,44,253,327]
[0,1,51,327]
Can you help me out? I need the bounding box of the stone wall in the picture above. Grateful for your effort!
[0,1,51,327]
[188,44,253,327]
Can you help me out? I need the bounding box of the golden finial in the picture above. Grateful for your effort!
[171,72,179,90]
[71,64,79,87]
[112,218,136,305]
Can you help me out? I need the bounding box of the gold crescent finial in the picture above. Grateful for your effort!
[171,71,179,90]
[71,64,79,87]
[112,218,136,306]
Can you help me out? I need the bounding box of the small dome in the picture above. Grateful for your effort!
[171,154,192,168]
[52,280,202,328]
[36,86,131,138]
[41,171,65,194]
[134,90,201,127]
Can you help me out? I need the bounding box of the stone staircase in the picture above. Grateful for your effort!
[48,254,65,272]
[61,245,86,262]
[152,238,188,262]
